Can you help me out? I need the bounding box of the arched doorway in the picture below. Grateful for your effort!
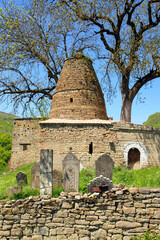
[128,148,140,169]
[122,142,148,169]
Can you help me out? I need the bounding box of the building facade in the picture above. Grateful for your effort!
[10,55,160,170]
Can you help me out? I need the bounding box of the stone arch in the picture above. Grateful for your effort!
[123,142,148,168]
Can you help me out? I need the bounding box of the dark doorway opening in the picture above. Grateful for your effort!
[128,148,140,169]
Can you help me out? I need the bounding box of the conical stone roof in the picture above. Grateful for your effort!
[49,54,108,120]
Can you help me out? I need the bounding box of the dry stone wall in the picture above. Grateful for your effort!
[0,186,160,240]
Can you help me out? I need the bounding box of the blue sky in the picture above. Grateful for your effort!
[104,77,160,124]
[0,0,159,124]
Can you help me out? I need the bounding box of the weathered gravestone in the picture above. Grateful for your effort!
[63,151,80,192]
[95,153,114,180]
[31,162,62,189]
[16,171,27,185]
[88,175,113,193]
[53,169,63,188]
[40,149,53,196]
[31,161,40,189]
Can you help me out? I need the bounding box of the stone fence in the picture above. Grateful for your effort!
[0,185,160,240]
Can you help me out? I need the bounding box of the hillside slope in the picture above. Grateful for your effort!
[0,111,17,169]
[143,112,160,128]
[0,111,17,134]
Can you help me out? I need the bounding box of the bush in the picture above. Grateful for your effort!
[130,230,160,240]
[0,132,12,168]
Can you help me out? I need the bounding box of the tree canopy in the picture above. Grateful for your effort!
[62,0,160,121]
[0,0,159,121]
[0,0,96,114]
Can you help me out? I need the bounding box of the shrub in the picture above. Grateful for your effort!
[130,230,160,240]
[0,132,12,168]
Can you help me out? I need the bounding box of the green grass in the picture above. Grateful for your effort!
[0,164,160,200]
[0,111,17,134]
[112,166,160,188]
[79,168,95,193]
[0,162,39,200]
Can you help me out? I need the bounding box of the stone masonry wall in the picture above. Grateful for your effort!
[40,121,124,171]
[40,120,160,172]
[10,119,41,170]
[10,119,160,170]
[0,186,160,240]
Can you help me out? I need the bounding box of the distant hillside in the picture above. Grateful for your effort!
[0,111,17,135]
[143,112,160,128]
[0,111,18,169]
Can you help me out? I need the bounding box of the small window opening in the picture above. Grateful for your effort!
[23,145,28,151]
[69,147,72,151]
[70,98,73,102]
[89,142,93,154]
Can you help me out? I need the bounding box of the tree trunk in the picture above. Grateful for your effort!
[120,94,132,122]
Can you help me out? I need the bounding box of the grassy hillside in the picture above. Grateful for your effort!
[0,111,17,134]
[0,111,17,170]
[143,112,160,128]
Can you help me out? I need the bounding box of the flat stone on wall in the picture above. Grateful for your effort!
[40,149,53,196]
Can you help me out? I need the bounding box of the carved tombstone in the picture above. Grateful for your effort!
[88,175,113,193]
[40,149,53,196]
[53,169,63,188]
[95,153,114,180]
[16,171,27,185]
[31,162,40,189]
[63,151,80,192]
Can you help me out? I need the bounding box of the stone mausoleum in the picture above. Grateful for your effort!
[10,55,160,171]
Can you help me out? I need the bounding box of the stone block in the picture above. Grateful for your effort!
[123,206,136,214]
[31,162,40,189]
[91,229,107,240]
[116,221,141,229]
[40,149,53,196]
[34,226,49,236]
[11,228,22,237]
[40,149,53,174]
